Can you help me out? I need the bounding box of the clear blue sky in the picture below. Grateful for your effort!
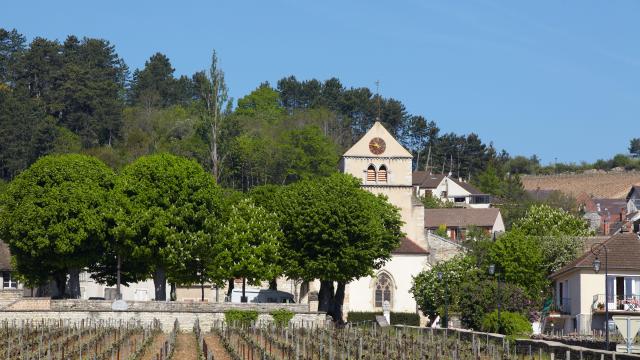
[3,1,638,164]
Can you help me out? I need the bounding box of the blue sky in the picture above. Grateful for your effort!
[2,1,638,164]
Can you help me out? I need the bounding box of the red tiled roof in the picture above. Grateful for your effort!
[393,237,429,255]
[550,232,640,279]
[424,208,501,228]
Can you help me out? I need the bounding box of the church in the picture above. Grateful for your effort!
[339,122,430,314]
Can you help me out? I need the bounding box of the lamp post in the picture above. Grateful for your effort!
[591,243,609,351]
[438,271,449,328]
[489,264,501,332]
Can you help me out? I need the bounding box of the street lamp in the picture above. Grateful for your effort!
[489,264,501,333]
[591,243,609,351]
[438,271,449,328]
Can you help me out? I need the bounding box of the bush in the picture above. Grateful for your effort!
[224,309,258,326]
[481,310,532,337]
[270,308,294,327]
[347,311,420,326]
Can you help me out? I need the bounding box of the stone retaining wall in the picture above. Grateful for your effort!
[0,299,325,332]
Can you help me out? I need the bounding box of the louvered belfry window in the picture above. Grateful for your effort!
[378,165,388,182]
[367,165,376,182]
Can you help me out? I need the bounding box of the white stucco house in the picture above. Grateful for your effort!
[412,172,491,208]
[548,232,640,334]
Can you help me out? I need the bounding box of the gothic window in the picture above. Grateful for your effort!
[378,165,388,183]
[367,165,376,182]
[375,273,393,308]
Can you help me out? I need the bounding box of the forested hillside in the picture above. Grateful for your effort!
[1,27,638,193]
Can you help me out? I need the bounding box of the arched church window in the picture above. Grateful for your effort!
[378,165,388,183]
[367,165,376,182]
[375,273,393,308]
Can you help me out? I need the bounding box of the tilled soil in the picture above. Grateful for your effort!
[171,333,199,360]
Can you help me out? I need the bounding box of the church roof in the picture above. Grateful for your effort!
[343,122,412,158]
[393,237,429,255]
[424,208,501,228]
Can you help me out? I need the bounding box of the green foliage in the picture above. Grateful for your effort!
[224,309,258,326]
[420,193,453,209]
[481,310,532,337]
[411,255,478,318]
[630,138,640,157]
[270,308,294,327]
[513,204,593,237]
[435,224,448,238]
[346,312,420,326]
[279,173,403,283]
[476,163,503,196]
[215,199,283,286]
[488,232,547,298]
[104,153,225,298]
[0,154,114,293]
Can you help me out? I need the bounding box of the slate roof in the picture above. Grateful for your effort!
[550,232,640,279]
[454,180,485,196]
[424,208,501,228]
[0,241,12,270]
[412,172,446,188]
[392,237,429,255]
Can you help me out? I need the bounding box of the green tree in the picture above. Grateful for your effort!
[513,204,593,237]
[630,138,640,157]
[411,255,478,319]
[130,52,180,108]
[235,83,285,122]
[216,199,282,301]
[0,154,114,297]
[476,163,503,196]
[107,153,224,300]
[279,174,403,322]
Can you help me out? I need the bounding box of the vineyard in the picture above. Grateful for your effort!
[0,318,629,360]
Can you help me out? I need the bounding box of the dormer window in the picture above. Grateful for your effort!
[378,165,388,183]
[367,165,376,182]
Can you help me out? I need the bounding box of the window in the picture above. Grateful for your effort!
[367,165,376,182]
[2,271,18,289]
[378,165,388,183]
[375,273,393,308]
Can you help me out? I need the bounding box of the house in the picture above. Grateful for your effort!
[0,241,20,292]
[576,193,627,235]
[548,232,640,334]
[424,208,505,241]
[412,172,491,208]
[627,186,640,233]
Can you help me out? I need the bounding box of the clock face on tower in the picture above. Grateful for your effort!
[369,137,386,155]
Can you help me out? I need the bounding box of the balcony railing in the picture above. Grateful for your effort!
[592,294,640,312]
[549,298,571,315]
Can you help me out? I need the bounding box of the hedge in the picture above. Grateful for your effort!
[224,309,258,326]
[347,311,420,326]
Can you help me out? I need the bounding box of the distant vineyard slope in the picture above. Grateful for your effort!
[522,171,640,199]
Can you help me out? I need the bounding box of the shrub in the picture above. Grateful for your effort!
[481,310,532,337]
[224,309,258,326]
[347,311,420,326]
[270,308,294,327]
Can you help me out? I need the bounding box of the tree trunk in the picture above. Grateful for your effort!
[330,282,347,324]
[226,278,234,300]
[153,267,166,301]
[318,280,334,314]
[53,272,66,299]
[65,268,81,299]
[269,279,278,290]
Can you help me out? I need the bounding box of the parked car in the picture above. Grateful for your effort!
[229,288,294,303]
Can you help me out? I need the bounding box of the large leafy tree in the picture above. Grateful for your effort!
[0,154,114,297]
[214,199,282,300]
[513,204,593,237]
[279,173,403,322]
[106,153,224,301]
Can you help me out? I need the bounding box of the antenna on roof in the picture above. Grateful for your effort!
[426,145,432,174]
[375,80,381,122]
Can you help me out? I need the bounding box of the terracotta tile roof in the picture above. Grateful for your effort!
[412,172,446,188]
[0,241,12,270]
[550,232,640,279]
[424,208,501,228]
[393,237,429,255]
